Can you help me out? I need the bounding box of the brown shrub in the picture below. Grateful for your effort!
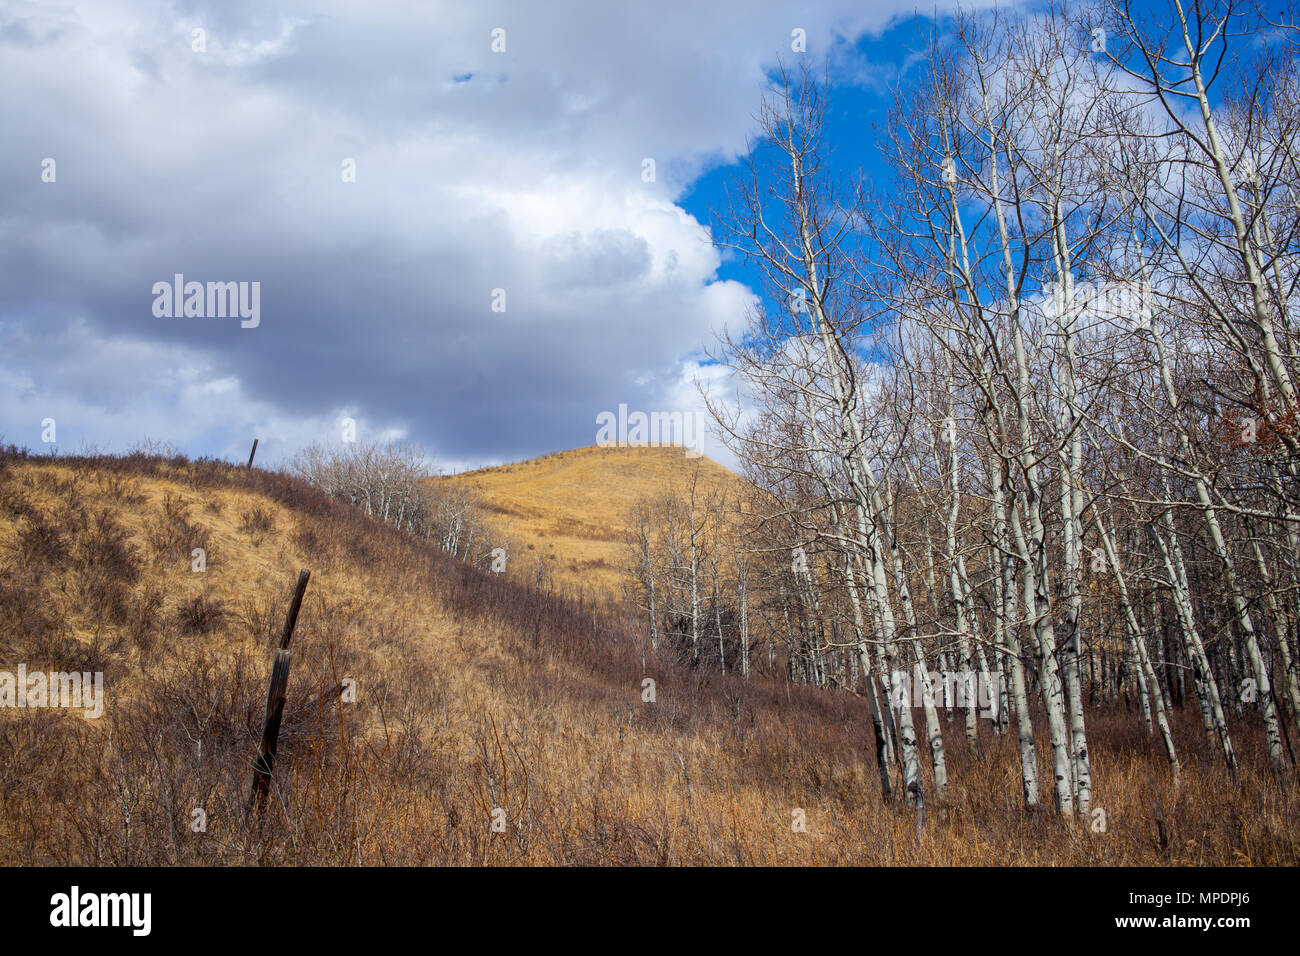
[77,509,140,584]
[0,570,63,656]
[15,512,70,567]
[239,505,275,540]
[146,493,210,565]
[175,593,226,635]
[94,471,145,506]
[126,586,164,653]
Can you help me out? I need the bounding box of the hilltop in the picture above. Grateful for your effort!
[436,445,747,597]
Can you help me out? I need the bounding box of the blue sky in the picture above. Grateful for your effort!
[678,17,936,309]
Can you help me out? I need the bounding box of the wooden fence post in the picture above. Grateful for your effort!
[277,568,311,653]
[247,438,259,468]
[247,568,311,819]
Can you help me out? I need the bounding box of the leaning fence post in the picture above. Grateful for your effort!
[247,438,259,468]
[276,568,310,653]
[247,568,311,819]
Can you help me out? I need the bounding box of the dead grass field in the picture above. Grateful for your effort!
[437,445,743,597]
[0,447,1295,865]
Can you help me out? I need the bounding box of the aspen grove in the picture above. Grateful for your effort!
[623,1,1300,819]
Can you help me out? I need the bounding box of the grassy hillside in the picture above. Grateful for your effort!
[437,445,746,597]
[0,447,1296,865]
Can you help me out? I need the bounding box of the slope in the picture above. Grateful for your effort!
[436,444,747,597]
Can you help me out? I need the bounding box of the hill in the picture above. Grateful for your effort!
[436,445,747,597]
[0,447,874,865]
[0,447,1293,865]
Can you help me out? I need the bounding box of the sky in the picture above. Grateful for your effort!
[1,0,988,472]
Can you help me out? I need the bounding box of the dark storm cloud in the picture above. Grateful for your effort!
[0,0,937,468]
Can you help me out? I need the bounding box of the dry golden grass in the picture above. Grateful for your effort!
[437,445,744,597]
[0,448,1295,865]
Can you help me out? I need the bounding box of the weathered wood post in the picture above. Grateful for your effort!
[247,568,311,819]
[247,438,259,468]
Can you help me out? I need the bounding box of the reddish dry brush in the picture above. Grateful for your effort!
[1218,397,1300,454]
